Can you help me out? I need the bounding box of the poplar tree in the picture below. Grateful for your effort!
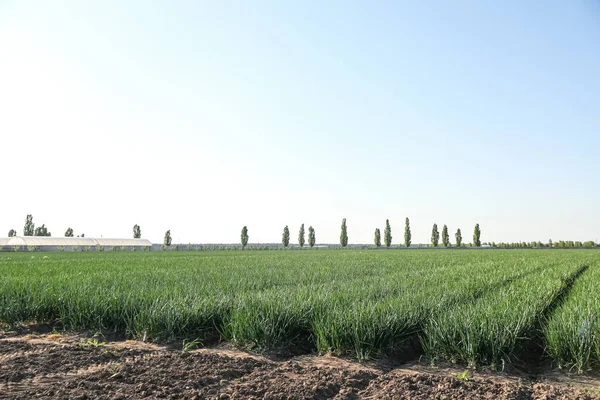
[431,224,439,247]
[133,224,141,239]
[241,226,249,249]
[442,224,450,247]
[298,224,305,247]
[473,223,481,247]
[384,219,392,248]
[23,214,34,236]
[34,224,51,236]
[455,228,462,247]
[340,218,348,247]
[404,217,411,248]
[308,226,315,248]
[374,228,381,248]
[282,225,290,247]
[164,230,172,246]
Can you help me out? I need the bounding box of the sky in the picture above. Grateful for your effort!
[1,1,599,244]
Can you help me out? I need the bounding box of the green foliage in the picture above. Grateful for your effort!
[241,226,249,249]
[298,224,305,248]
[384,219,392,248]
[431,224,439,247]
[374,228,381,248]
[34,224,51,237]
[282,225,290,247]
[340,218,348,248]
[455,229,462,247]
[422,259,584,369]
[164,230,172,247]
[23,214,34,236]
[404,218,411,248]
[456,370,471,380]
[182,337,203,352]
[442,225,450,247]
[0,250,598,367]
[473,223,481,247]
[8,229,16,237]
[544,261,600,373]
[308,226,316,248]
[81,338,106,348]
[133,224,141,239]
[64,228,74,237]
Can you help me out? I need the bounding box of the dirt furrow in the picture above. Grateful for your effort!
[0,333,598,399]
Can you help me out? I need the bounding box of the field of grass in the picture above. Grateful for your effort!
[0,249,598,371]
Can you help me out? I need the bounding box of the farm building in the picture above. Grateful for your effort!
[0,236,152,252]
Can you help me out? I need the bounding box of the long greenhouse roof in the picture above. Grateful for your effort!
[0,237,152,247]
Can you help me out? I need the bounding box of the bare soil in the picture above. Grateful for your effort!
[1,331,599,399]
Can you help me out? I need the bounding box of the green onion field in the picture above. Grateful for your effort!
[1,250,599,372]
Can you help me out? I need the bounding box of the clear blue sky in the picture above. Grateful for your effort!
[1,1,599,244]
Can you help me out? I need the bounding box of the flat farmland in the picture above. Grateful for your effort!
[1,249,599,373]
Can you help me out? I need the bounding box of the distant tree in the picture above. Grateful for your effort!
[442,224,450,247]
[164,230,172,246]
[455,228,463,247]
[34,224,51,236]
[340,218,348,248]
[374,228,381,248]
[81,233,85,238]
[473,223,481,247]
[404,218,411,248]
[241,226,249,249]
[133,224,141,239]
[384,219,392,248]
[583,241,596,248]
[431,224,440,247]
[8,229,16,237]
[298,223,305,248]
[23,214,35,236]
[65,227,74,237]
[282,225,290,247]
[308,226,316,248]
[548,239,553,248]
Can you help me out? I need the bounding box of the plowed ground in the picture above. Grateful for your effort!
[1,331,599,400]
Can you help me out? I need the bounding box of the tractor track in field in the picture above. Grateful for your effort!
[1,333,600,399]
[514,264,591,374]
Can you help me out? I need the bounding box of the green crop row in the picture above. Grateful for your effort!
[0,250,598,370]
[544,259,600,373]
[421,258,585,369]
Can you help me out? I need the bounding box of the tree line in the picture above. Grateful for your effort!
[373,219,475,248]
[5,215,598,249]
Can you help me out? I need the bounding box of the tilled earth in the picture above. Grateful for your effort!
[1,332,599,399]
